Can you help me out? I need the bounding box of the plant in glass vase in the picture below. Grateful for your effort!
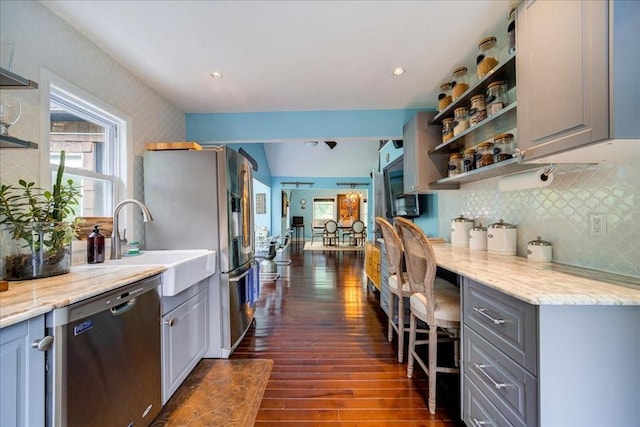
[0,151,81,280]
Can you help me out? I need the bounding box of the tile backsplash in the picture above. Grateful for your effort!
[438,159,640,278]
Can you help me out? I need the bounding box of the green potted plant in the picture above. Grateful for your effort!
[0,151,81,280]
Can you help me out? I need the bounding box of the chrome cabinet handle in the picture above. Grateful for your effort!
[473,363,514,389]
[31,336,53,352]
[164,318,175,327]
[472,307,506,325]
[472,418,491,426]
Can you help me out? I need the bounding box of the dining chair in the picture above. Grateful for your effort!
[394,216,460,415]
[323,220,339,246]
[375,217,412,362]
[310,219,328,244]
[343,220,366,246]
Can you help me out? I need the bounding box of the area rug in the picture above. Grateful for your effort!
[151,359,273,426]
[303,241,364,251]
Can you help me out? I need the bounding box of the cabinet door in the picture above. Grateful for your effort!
[402,112,452,193]
[0,316,46,427]
[517,0,608,161]
[162,287,208,404]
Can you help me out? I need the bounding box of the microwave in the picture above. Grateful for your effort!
[382,155,421,218]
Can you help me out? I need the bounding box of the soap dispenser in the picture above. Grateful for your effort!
[87,225,105,264]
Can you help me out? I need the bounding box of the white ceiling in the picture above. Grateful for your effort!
[42,0,513,178]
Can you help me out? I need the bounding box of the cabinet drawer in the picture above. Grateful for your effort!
[380,286,391,316]
[464,376,522,427]
[464,278,538,374]
[464,326,538,427]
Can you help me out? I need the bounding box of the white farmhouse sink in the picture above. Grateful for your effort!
[104,249,216,296]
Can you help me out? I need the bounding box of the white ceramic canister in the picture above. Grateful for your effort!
[451,215,474,246]
[468,223,487,250]
[487,219,517,255]
[527,236,552,262]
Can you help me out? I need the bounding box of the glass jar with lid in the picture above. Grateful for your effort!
[448,153,463,176]
[451,66,469,101]
[486,80,509,116]
[477,36,499,79]
[469,94,487,126]
[507,8,516,54]
[463,148,477,172]
[477,141,495,167]
[453,107,469,136]
[493,133,514,162]
[442,117,454,143]
[438,82,452,112]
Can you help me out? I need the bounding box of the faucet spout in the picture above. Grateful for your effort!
[111,199,153,260]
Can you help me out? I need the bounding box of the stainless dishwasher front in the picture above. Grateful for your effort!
[46,274,162,427]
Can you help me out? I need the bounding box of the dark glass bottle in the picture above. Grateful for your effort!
[87,225,105,264]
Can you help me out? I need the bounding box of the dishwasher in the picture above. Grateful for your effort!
[46,274,162,427]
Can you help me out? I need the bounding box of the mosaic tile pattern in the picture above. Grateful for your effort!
[0,1,185,245]
[438,160,640,278]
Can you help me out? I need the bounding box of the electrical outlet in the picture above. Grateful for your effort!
[590,213,607,237]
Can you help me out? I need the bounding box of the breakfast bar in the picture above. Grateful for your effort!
[427,243,640,427]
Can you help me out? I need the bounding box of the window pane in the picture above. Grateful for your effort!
[313,199,335,221]
[50,102,105,174]
[51,172,113,218]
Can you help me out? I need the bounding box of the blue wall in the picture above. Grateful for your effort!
[186,109,440,238]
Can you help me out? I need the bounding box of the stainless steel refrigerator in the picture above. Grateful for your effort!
[143,146,259,358]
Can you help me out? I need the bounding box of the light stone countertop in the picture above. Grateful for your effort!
[431,243,640,306]
[0,265,166,329]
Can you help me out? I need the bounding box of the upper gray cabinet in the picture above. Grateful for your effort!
[403,111,458,193]
[517,0,640,163]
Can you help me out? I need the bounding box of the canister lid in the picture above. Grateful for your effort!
[488,219,516,229]
[440,82,452,90]
[454,107,469,115]
[471,94,485,102]
[478,141,494,148]
[464,147,477,154]
[452,66,468,75]
[494,133,514,143]
[443,117,454,124]
[452,214,473,223]
[471,223,486,231]
[487,80,506,89]
[528,236,552,246]
[449,153,463,160]
[479,36,497,48]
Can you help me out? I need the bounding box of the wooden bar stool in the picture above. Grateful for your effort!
[395,216,460,415]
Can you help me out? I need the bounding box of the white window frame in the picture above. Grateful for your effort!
[39,69,133,225]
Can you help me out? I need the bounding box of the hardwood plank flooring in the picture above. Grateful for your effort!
[232,243,464,426]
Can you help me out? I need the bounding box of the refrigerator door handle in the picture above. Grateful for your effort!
[229,268,252,283]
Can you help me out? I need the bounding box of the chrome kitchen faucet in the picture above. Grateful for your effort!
[111,199,153,260]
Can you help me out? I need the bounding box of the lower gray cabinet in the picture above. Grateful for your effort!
[463,277,640,427]
[161,280,209,404]
[0,315,47,427]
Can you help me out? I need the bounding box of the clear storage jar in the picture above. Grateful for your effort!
[508,8,516,54]
[469,94,487,126]
[448,153,463,176]
[438,82,452,112]
[451,66,469,101]
[453,107,469,136]
[477,36,499,79]
[442,117,454,143]
[493,133,514,162]
[463,148,477,172]
[486,80,509,116]
[477,142,495,167]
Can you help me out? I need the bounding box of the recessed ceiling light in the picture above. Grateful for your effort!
[210,71,223,79]
[392,68,406,76]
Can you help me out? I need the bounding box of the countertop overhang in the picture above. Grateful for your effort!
[0,265,166,329]
[431,243,640,306]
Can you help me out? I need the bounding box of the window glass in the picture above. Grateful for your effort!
[49,97,118,217]
[313,198,335,225]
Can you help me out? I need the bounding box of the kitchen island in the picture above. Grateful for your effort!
[428,243,639,427]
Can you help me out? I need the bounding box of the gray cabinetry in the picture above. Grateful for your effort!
[161,278,209,404]
[402,112,455,193]
[463,279,538,427]
[379,240,391,316]
[463,277,640,426]
[517,0,639,163]
[0,315,46,427]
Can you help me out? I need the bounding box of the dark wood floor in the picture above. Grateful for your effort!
[232,242,465,426]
